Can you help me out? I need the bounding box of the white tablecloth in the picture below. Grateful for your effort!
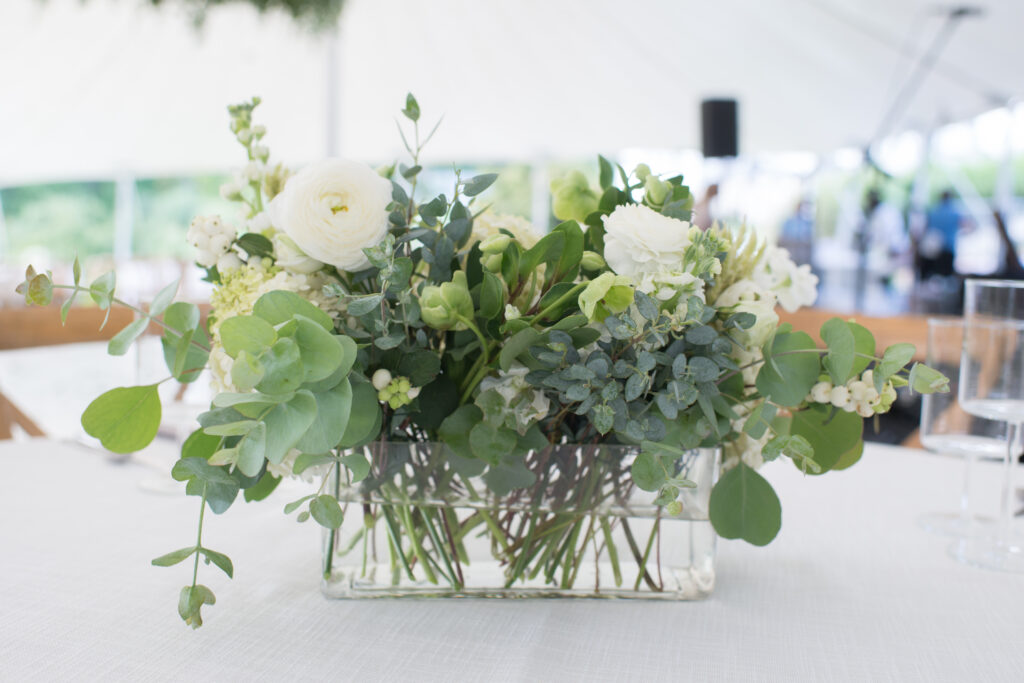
[1,439,1023,681]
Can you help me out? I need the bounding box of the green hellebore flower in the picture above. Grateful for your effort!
[482,253,503,272]
[579,272,634,322]
[550,170,599,223]
[420,271,474,330]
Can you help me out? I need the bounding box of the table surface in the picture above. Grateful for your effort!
[2,438,1023,682]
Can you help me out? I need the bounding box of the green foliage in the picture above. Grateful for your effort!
[709,463,782,546]
[81,385,162,453]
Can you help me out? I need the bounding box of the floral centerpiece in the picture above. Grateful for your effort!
[18,96,948,628]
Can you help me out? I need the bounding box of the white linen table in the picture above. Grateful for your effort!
[1,439,1023,682]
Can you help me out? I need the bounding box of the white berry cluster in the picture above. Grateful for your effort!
[806,370,896,418]
[186,215,242,271]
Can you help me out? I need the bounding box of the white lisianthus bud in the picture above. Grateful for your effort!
[371,369,393,392]
[220,181,243,200]
[217,252,243,272]
[810,381,833,403]
[830,385,851,408]
[407,386,421,400]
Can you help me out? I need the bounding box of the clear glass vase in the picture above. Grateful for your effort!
[321,442,719,600]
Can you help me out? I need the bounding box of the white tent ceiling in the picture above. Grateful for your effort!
[1,0,1021,185]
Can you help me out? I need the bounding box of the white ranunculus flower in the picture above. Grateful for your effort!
[272,233,324,274]
[269,159,391,272]
[602,204,693,280]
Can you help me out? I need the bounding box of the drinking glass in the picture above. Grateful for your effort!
[955,279,1024,572]
[918,318,1002,536]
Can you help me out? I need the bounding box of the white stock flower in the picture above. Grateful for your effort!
[269,159,391,272]
[753,245,818,313]
[714,280,778,348]
[602,204,693,281]
[241,162,264,183]
[272,233,324,274]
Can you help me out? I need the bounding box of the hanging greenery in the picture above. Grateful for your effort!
[145,1,345,28]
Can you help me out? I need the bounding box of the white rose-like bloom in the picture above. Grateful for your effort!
[602,204,693,280]
[269,159,391,272]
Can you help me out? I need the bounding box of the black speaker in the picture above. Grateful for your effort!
[701,99,738,158]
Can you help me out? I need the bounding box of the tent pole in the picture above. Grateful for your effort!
[325,26,341,157]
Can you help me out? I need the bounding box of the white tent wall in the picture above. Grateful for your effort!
[1,0,1022,185]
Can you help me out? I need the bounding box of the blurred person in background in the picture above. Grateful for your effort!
[856,188,911,310]
[693,183,718,230]
[919,189,963,279]
[779,198,814,266]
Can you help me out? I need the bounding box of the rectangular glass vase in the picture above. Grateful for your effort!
[321,442,719,600]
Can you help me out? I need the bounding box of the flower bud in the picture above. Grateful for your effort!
[237,129,253,144]
[809,381,832,403]
[482,253,503,272]
[216,252,243,272]
[830,385,851,408]
[634,164,652,181]
[550,170,599,223]
[219,181,243,200]
[644,176,670,205]
[251,125,266,138]
[580,251,606,270]
[371,369,392,391]
[479,233,511,254]
[253,145,270,162]
[420,271,474,330]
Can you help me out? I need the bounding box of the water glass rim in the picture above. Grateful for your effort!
[926,316,962,328]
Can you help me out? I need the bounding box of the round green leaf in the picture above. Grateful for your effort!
[256,337,303,394]
[253,290,333,332]
[263,391,318,464]
[709,462,782,546]
[789,404,863,475]
[292,315,344,383]
[309,495,344,529]
[219,315,276,359]
[337,380,382,448]
[81,384,162,453]
[755,331,820,406]
[295,378,353,454]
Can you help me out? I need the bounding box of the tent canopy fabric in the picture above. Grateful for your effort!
[1,0,1021,184]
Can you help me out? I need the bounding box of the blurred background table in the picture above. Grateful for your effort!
[1,439,1022,681]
